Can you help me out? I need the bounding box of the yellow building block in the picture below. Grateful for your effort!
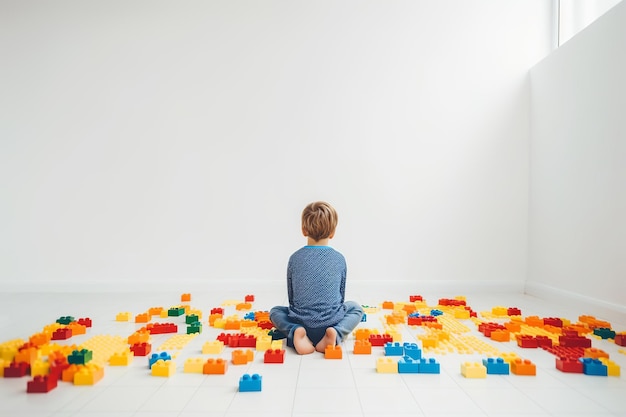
[213,318,226,329]
[376,357,398,373]
[500,352,521,364]
[151,360,176,377]
[256,336,272,351]
[202,340,224,355]
[599,358,621,377]
[109,350,133,366]
[74,364,104,385]
[116,312,131,322]
[461,362,487,378]
[184,358,205,374]
[30,360,50,377]
[270,340,284,350]
[454,308,471,319]
[491,306,508,317]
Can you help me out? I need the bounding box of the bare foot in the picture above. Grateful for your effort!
[293,327,315,354]
[315,327,337,353]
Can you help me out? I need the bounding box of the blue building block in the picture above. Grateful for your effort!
[149,352,172,369]
[243,312,256,321]
[384,342,404,356]
[418,358,441,374]
[239,373,262,392]
[408,312,420,318]
[403,343,422,360]
[580,358,608,376]
[361,313,367,322]
[430,309,443,316]
[483,357,510,375]
[398,356,420,373]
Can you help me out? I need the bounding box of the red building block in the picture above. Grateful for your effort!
[407,316,422,326]
[615,333,626,347]
[258,321,274,330]
[27,375,58,393]
[369,334,393,347]
[130,343,152,356]
[516,335,538,348]
[559,333,591,348]
[244,294,255,302]
[264,349,285,364]
[543,317,563,327]
[77,317,93,327]
[536,335,553,348]
[146,323,177,334]
[409,295,423,302]
[210,307,224,315]
[507,307,522,316]
[51,328,73,340]
[556,356,584,373]
[4,361,30,378]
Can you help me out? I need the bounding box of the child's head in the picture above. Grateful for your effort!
[301,201,338,242]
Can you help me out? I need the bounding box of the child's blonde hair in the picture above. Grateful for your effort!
[301,201,338,242]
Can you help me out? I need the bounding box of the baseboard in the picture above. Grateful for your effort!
[524,281,626,325]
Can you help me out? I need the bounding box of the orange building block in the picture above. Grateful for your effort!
[490,329,511,342]
[128,330,150,345]
[236,303,252,311]
[325,345,342,359]
[135,313,150,323]
[353,340,372,354]
[584,348,609,359]
[525,316,544,327]
[181,293,191,302]
[203,358,227,374]
[504,321,521,332]
[511,359,536,376]
[382,301,394,309]
[61,364,81,383]
[14,347,40,365]
[231,349,254,365]
[354,329,373,341]
[224,319,241,330]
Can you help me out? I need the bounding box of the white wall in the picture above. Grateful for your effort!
[0,1,552,291]
[529,1,626,316]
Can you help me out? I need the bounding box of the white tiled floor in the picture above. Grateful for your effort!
[1,286,625,417]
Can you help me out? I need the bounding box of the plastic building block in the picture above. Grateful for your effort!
[67,322,86,335]
[556,356,584,373]
[61,364,80,382]
[584,348,609,359]
[128,330,150,345]
[264,349,285,363]
[454,308,471,319]
[535,335,553,348]
[384,342,404,356]
[325,345,342,359]
[418,358,441,374]
[353,340,372,354]
[403,343,422,360]
[516,335,538,348]
[543,317,563,327]
[599,358,620,376]
[135,313,150,323]
[27,374,58,393]
[239,373,262,392]
[354,328,373,340]
[56,316,75,325]
[116,312,131,321]
[203,358,227,374]
[146,322,178,334]
[407,315,422,326]
[382,301,394,309]
[593,328,616,339]
[109,350,133,366]
[398,356,419,373]
[615,333,626,346]
[15,347,39,364]
[202,340,225,354]
[430,309,443,316]
[236,302,252,311]
[168,306,185,317]
[74,364,104,385]
[492,306,508,316]
[490,329,511,342]
[232,349,254,365]
[511,359,536,376]
[185,314,199,324]
[559,332,591,348]
[184,358,204,373]
[130,342,152,356]
[210,307,225,315]
[30,360,50,377]
[244,294,255,302]
[507,307,522,316]
[504,321,521,332]
[580,358,607,376]
[376,357,398,373]
[149,352,171,368]
[369,334,393,346]
[3,361,30,377]
[187,321,202,334]
[461,362,487,378]
[51,328,72,340]
[151,359,176,377]
[410,295,423,302]
[483,358,510,375]
[181,293,191,302]
[255,336,272,351]
[68,349,93,365]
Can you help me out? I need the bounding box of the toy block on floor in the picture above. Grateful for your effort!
[384,342,404,356]
[580,358,607,376]
[418,358,441,374]
[14,347,39,365]
[244,294,255,302]
[483,358,510,375]
[369,334,393,347]
[236,302,252,311]
[184,358,204,374]
[461,362,487,378]
[232,349,254,365]
[151,359,176,377]
[490,329,511,342]
[398,356,419,373]
[615,333,626,346]
[68,349,92,365]
[146,323,178,334]
[128,330,150,345]
[51,328,72,340]
[4,361,30,378]
[67,322,86,335]
[187,321,202,334]
[149,352,172,368]
[27,374,58,393]
[325,345,342,359]
[353,339,372,355]
[264,349,285,364]
[511,359,536,376]
[134,313,150,323]
[239,373,262,392]
[109,350,133,366]
[556,356,584,373]
[56,316,75,325]
[61,364,80,382]
[116,312,131,321]
[181,293,191,302]
[74,364,104,385]
[202,340,225,355]
[30,360,50,377]
[168,306,185,317]
[593,328,616,339]
[559,332,591,348]
[185,314,199,324]
[203,358,227,374]
[507,307,522,316]
[130,343,152,356]
[382,301,394,309]
[376,357,398,373]
[584,348,609,359]
[599,358,620,376]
